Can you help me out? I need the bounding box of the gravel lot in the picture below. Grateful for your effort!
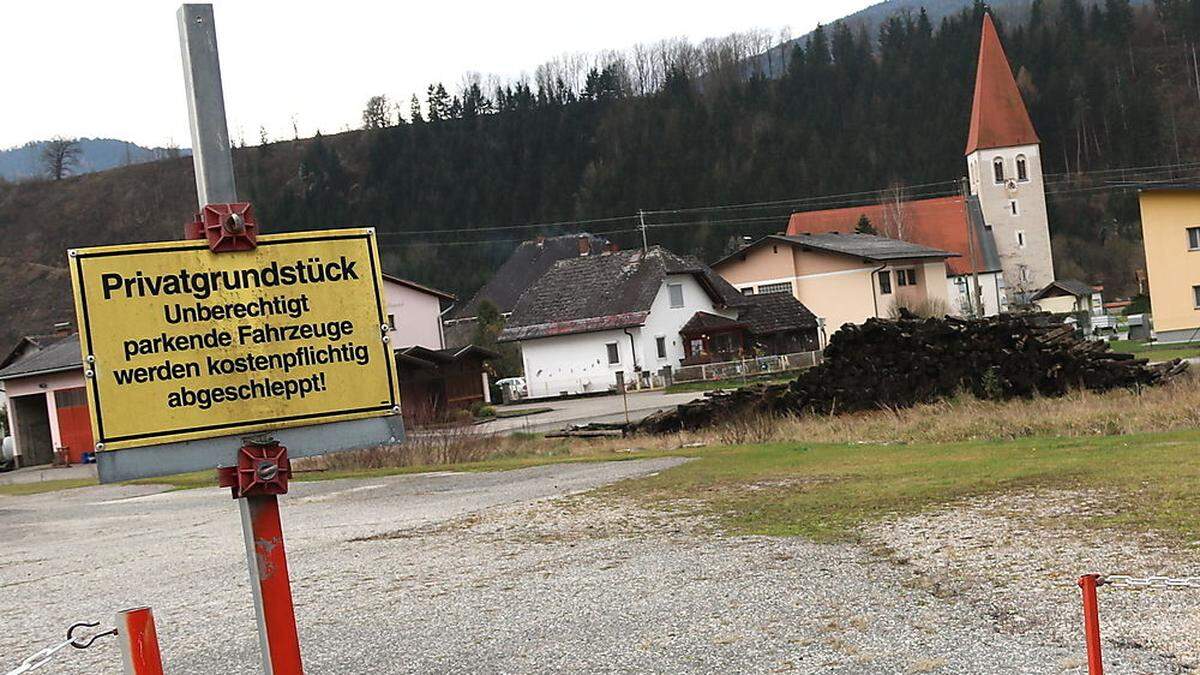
[1,459,1194,673]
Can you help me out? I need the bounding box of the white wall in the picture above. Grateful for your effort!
[968,143,1055,300]
[639,274,734,373]
[383,280,444,350]
[520,329,637,399]
[947,271,1006,317]
[518,274,732,399]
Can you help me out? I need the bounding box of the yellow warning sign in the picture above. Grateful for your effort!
[68,229,400,451]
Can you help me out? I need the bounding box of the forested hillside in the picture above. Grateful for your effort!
[1,0,1198,353]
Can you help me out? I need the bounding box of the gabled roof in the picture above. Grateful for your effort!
[783,195,999,276]
[714,232,955,272]
[1031,279,1096,301]
[738,292,819,334]
[0,333,82,381]
[680,312,745,334]
[450,233,611,320]
[965,14,1040,155]
[381,274,456,302]
[499,246,747,342]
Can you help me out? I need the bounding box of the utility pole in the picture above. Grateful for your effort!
[638,209,649,251]
[960,177,984,317]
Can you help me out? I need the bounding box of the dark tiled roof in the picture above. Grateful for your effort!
[775,233,955,261]
[680,312,745,334]
[0,334,82,380]
[1032,279,1096,301]
[450,233,610,319]
[738,293,819,335]
[499,246,747,342]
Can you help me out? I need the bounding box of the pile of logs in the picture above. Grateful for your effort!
[636,313,1190,434]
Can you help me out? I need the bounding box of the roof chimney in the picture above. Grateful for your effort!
[578,235,591,256]
[53,321,72,336]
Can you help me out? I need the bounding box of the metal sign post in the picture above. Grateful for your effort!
[178,5,299,673]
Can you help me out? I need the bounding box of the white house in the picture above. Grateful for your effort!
[499,246,818,399]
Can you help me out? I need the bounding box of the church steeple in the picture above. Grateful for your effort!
[965,13,1039,155]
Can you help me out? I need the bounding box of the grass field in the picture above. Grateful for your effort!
[610,430,1200,542]
[1111,339,1200,362]
[6,373,1200,547]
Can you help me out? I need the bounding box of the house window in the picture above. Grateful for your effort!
[1019,265,1030,283]
[1009,200,1019,216]
[387,314,396,329]
[740,287,755,296]
[897,270,908,287]
[905,269,917,285]
[878,270,893,295]
[993,157,1005,184]
[655,336,667,359]
[1188,226,1200,251]
[1016,155,1028,181]
[757,282,792,295]
[1016,230,1026,248]
[668,283,685,308]
[1194,285,1200,309]
[606,342,620,365]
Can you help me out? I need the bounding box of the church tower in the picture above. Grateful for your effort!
[964,14,1055,302]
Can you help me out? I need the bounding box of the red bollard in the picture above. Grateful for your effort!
[1079,575,1104,675]
[116,607,164,675]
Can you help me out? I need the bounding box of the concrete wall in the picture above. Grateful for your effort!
[519,329,635,399]
[1139,190,1200,336]
[1035,295,1083,315]
[968,143,1055,300]
[947,272,1006,317]
[3,369,87,462]
[383,280,444,350]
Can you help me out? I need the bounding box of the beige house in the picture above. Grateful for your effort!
[711,233,956,340]
[1030,280,1103,316]
[1138,187,1200,344]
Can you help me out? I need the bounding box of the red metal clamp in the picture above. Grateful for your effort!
[218,440,291,499]
[186,202,258,252]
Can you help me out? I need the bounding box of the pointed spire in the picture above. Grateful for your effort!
[965,13,1039,155]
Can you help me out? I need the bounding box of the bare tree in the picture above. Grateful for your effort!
[362,95,391,130]
[40,137,81,180]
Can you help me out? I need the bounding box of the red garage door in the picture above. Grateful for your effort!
[54,388,94,464]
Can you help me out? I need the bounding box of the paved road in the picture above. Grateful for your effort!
[1,459,1183,674]
[484,390,702,434]
[0,459,685,674]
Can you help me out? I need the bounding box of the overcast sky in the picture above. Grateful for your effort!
[0,1,874,150]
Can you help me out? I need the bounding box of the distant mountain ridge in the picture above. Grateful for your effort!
[0,138,189,182]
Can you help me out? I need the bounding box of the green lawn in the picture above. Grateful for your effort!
[11,427,1200,548]
[1111,339,1200,362]
[610,430,1200,543]
[0,478,100,496]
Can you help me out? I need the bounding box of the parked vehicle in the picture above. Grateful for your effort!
[1,436,14,472]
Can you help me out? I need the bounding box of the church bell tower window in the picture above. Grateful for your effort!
[993,157,1005,184]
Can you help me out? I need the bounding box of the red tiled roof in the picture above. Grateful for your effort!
[965,14,1039,154]
[785,196,987,276]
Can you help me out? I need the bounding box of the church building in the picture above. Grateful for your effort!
[783,14,1056,313]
